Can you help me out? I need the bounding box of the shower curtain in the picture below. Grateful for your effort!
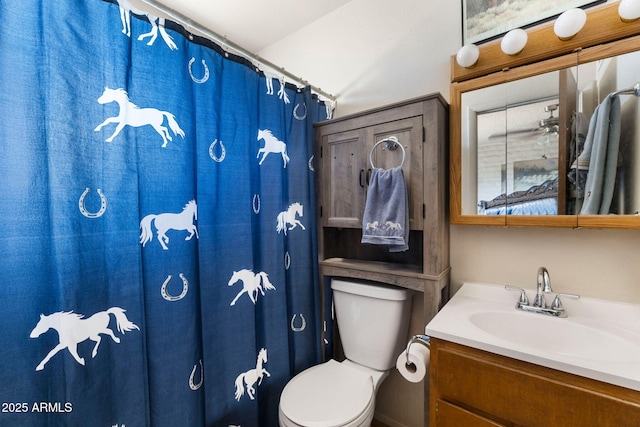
[0,1,331,426]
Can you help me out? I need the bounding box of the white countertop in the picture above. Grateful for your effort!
[426,282,640,392]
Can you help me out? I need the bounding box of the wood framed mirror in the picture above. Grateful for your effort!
[450,2,640,228]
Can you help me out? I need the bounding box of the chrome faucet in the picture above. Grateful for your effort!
[505,266,580,318]
[533,267,552,308]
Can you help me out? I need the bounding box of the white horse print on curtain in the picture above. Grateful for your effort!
[30,308,140,371]
[94,87,185,148]
[228,269,276,306]
[234,348,270,401]
[116,0,178,50]
[276,202,305,235]
[257,129,290,167]
[140,200,198,250]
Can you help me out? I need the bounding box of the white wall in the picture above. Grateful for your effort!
[259,0,459,116]
[261,0,640,305]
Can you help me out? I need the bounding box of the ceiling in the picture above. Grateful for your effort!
[137,0,353,53]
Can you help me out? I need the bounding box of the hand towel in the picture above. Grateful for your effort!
[361,166,409,252]
[579,94,621,214]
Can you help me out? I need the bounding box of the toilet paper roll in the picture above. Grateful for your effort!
[396,344,430,383]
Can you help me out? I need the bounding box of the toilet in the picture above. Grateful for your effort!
[279,278,414,427]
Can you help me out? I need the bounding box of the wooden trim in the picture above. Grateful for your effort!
[451,3,640,83]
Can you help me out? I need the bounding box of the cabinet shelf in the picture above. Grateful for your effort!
[320,257,448,293]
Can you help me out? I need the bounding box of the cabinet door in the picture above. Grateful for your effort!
[321,128,367,228]
[370,116,423,229]
[435,400,506,427]
[431,339,640,427]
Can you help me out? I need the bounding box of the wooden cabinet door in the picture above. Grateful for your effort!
[430,339,640,427]
[321,128,367,228]
[435,400,506,427]
[371,116,423,229]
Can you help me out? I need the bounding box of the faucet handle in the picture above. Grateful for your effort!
[505,285,529,306]
[551,293,580,311]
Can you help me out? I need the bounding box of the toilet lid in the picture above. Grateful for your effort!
[280,359,374,427]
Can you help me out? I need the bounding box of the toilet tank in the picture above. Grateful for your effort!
[331,278,414,371]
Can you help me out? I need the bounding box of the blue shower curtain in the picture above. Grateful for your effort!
[0,1,330,425]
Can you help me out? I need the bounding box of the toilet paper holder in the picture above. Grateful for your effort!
[405,334,430,365]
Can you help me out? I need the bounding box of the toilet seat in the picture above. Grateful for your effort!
[279,359,375,427]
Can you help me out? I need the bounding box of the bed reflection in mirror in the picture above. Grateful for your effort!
[460,69,564,216]
[477,100,560,215]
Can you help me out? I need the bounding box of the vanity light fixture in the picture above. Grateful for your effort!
[554,8,587,40]
[456,44,480,68]
[619,0,640,22]
[501,28,528,56]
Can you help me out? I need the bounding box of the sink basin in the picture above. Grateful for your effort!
[426,282,640,391]
[469,311,640,363]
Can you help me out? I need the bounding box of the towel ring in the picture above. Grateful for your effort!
[369,136,406,169]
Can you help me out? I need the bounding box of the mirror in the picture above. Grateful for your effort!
[452,52,579,227]
[461,70,564,216]
[451,15,640,228]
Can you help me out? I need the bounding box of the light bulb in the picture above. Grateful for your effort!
[619,0,640,22]
[554,8,587,40]
[456,44,480,68]
[501,29,528,56]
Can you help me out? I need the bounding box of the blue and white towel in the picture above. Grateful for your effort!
[578,94,621,214]
[361,167,409,252]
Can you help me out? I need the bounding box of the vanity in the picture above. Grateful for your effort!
[426,282,640,426]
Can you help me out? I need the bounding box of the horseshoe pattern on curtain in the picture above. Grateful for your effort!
[208,139,226,162]
[78,187,108,218]
[188,57,210,84]
[161,274,189,301]
[0,1,332,426]
[189,359,203,390]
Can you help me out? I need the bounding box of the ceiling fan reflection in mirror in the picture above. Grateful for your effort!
[488,103,560,142]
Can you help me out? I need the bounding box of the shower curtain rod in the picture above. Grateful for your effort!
[139,0,336,102]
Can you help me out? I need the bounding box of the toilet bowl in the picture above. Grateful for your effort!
[279,360,381,427]
[279,279,413,427]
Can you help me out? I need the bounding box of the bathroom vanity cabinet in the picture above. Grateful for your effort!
[314,94,450,319]
[429,338,640,427]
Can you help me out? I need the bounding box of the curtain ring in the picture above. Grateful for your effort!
[79,188,107,218]
[291,314,306,332]
[161,274,189,301]
[189,359,203,390]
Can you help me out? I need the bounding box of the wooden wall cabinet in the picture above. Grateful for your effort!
[314,94,450,320]
[316,94,450,427]
[429,338,640,427]
[320,116,423,230]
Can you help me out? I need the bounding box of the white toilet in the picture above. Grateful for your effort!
[279,278,414,427]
